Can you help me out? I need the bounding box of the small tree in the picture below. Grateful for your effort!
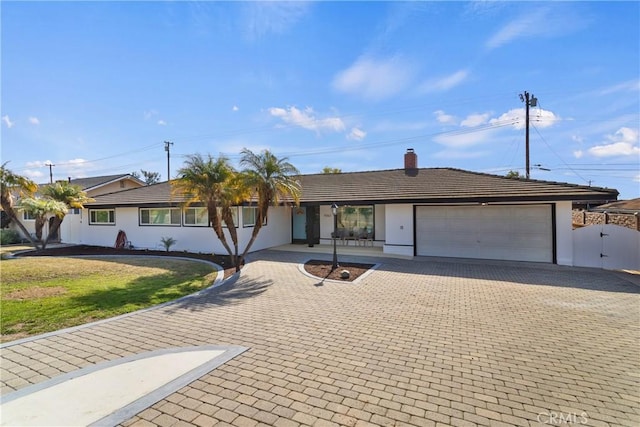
[0,162,38,245]
[160,236,177,252]
[131,169,161,185]
[506,170,522,179]
[40,182,94,249]
[172,154,238,266]
[238,148,301,268]
[17,198,68,246]
[322,166,342,174]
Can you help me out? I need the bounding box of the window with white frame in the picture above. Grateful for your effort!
[89,209,115,225]
[242,206,266,227]
[140,208,181,226]
[23,211,37,221]
[218,206,239,228]
[184,207,209,226]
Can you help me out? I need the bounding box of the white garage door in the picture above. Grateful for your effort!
[416,205,553,263]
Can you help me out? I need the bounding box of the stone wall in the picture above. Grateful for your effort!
[572,211,639,231]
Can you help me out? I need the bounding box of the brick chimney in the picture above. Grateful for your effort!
[404,148,417,170]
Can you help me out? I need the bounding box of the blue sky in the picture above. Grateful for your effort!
[2,1,639,199]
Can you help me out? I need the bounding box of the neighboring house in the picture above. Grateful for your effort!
[15,174,145,242]
[75,150,618,267]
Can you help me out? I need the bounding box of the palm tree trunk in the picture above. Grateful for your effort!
[43,217,63,250]
[222,209,241,271]
[238,209,266,269]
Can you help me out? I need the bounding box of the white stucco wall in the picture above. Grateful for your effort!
[555,201,573,266]
[384,204,414,256]
[76,206,291,255]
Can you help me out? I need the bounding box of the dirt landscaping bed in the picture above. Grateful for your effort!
[303,259,375,282]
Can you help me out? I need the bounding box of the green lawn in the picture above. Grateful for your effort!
[0,256,219,342]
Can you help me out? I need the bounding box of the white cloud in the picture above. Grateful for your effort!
[28,117,40,125]
[25,160,54,168]
[2,115,14,128]
[24,169,45,180]
[347,127,366,141]
[232,105,239,112]
[588,127,640,157]
[144,110,158,120]
[461,112,491,128]
[269,106,346,134]
[573,150,584,159]
[419,69,469,93]
[434,110,457,125]
[485,6,588,50]
[23,158,95,182]
[433,128,497,148]
[633,174,640,183]
[242,2,310,40]
[599,78,640,95]
[332,56,415,100]
[157,120,167,126]
[490,107,560,130]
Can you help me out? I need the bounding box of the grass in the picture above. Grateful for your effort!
[0,256,219,342]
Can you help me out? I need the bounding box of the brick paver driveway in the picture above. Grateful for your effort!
[1,250,639,426]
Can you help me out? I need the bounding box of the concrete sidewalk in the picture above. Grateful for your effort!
[2,250,639,426]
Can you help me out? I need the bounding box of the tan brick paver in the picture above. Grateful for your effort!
[1,251,638,426]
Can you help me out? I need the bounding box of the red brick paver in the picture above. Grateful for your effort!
[1,251,639,426]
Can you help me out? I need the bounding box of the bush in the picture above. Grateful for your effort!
[0,229,21,245]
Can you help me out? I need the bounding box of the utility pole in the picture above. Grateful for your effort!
[164,141,174,181]
[519,91,538,179]
[45,162,55,183]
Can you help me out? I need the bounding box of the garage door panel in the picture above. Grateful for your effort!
[416,205,552,263]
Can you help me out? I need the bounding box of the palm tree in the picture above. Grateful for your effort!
[172,154,239,266]
[239,148,301,265]
[17,197,68,247]
[40,182,94,248]
[0,162,38,245]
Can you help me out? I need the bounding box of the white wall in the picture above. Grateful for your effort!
[555,201,573,266]
[384,204,414,256]
[77,206,291,255]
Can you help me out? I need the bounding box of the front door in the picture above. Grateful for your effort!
[292,206,320,244]
[292,207,307,243]
[306,205,320,245]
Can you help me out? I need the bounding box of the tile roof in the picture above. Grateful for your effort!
[41,174,143,191]
[296,168,619,204]
[88,168,618,207]
[590,197,640,212]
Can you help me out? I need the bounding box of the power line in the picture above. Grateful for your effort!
[531,123,590,184]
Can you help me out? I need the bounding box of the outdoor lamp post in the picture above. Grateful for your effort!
[331,203,338,269]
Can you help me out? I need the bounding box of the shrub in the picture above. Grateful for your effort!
[0,229,21,245]
[160,236,177,252]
